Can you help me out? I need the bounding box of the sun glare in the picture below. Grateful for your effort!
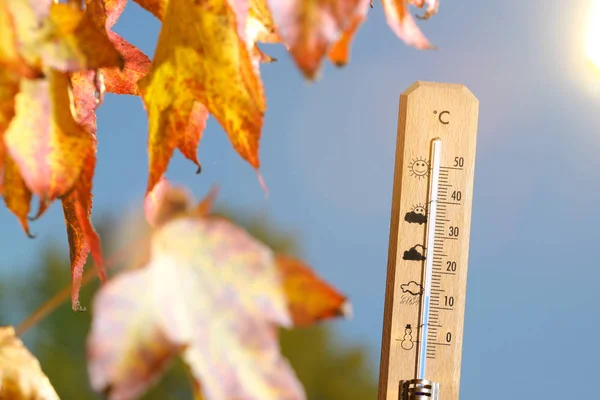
[586,0,600,69]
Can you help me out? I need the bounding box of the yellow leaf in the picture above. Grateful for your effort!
[2,153,33,237]
[138,0,265,193]
[4,69,94,202]
[5,1,123,73]
[0,326,59,400]
[0,1,40,78]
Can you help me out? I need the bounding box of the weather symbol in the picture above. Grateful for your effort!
[401,281,423,296]
[399,324,415,350]
[403,244,426,261]
[404,203,427,224]
[408,157,430,179]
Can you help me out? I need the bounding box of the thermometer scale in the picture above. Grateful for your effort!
[378,82,479,400]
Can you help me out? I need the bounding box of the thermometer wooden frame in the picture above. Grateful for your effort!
[378,81,479,400]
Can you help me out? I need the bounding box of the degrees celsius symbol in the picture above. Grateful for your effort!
[378,82,479,400]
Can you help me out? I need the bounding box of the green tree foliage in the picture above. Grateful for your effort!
[0,209,377,399]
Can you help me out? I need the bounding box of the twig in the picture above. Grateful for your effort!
[14,240,144,337]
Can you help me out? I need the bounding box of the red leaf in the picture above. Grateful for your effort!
[102,31,152,95]
[63,70,106,311]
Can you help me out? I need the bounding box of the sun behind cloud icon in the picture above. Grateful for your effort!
[408,157,429,179]
[405,203,427,224]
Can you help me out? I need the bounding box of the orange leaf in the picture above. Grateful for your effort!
[0,326,59,400]
[328,11,366,67]
[0,1,41,79]
[85,0,127,29]
[268,0,370,79]
[191,185,219,218]
[379,0,435,49]
[61,149,106,312]
[276,254,351,326]
[4,69,94,203]
[0,67,19,195]
[138,0,264,194]
[101,31,151,95]
[64,69,106,311]
[2,153,33,238]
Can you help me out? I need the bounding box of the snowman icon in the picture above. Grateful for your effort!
[400,324,415,350]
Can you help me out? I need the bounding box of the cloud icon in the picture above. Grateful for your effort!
[401,281,423,296]
[405,211,427,224]
[403,245,425,261]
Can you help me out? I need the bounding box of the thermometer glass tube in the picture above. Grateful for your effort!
[416,138,442,380]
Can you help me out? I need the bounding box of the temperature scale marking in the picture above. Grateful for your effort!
[378,82,479,400]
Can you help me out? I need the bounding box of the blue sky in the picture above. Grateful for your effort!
[1,0,600,398]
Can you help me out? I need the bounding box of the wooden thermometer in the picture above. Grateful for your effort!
[378,82,479,400]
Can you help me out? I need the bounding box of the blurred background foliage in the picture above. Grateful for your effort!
[0,207,377,399]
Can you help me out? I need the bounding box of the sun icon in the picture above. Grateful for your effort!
[412,203,426,216]
[408,157,430,179]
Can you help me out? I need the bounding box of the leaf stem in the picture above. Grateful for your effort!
[14,240,143,337]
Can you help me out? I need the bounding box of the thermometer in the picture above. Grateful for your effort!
[378,82,479,400]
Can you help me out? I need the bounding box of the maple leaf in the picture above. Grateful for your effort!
[267,0,370,79]
[378,0,437,49]
[5,1,123,75]
[0,67,19,193]
[102,30,151,95]
[328,0,372,67]
[4,69,93,203]
[63,69,106,311]
[87,182,349,400]
[137,0,264,194]
[0,1,41,79]
[82,0,152,95]
[0,326,60,400]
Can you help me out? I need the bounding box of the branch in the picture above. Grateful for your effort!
[14,239,145,337]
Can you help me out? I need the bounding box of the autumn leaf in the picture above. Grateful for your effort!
[328,0,371,67]
[102,31,151,95]
[411,0,439,20]
[63,70,106,311]
[2,154,33,238]
[267,0,370,79]
[3,70,93,203]
[87,182,349,400]
[0,1,41,79]
[138,0,264,194]
[0,68,33,237]
[379,0,436,49]
[5,1,123,75]
[0,67,19,194]
[276,254,351,327]
[0,326,60,400]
